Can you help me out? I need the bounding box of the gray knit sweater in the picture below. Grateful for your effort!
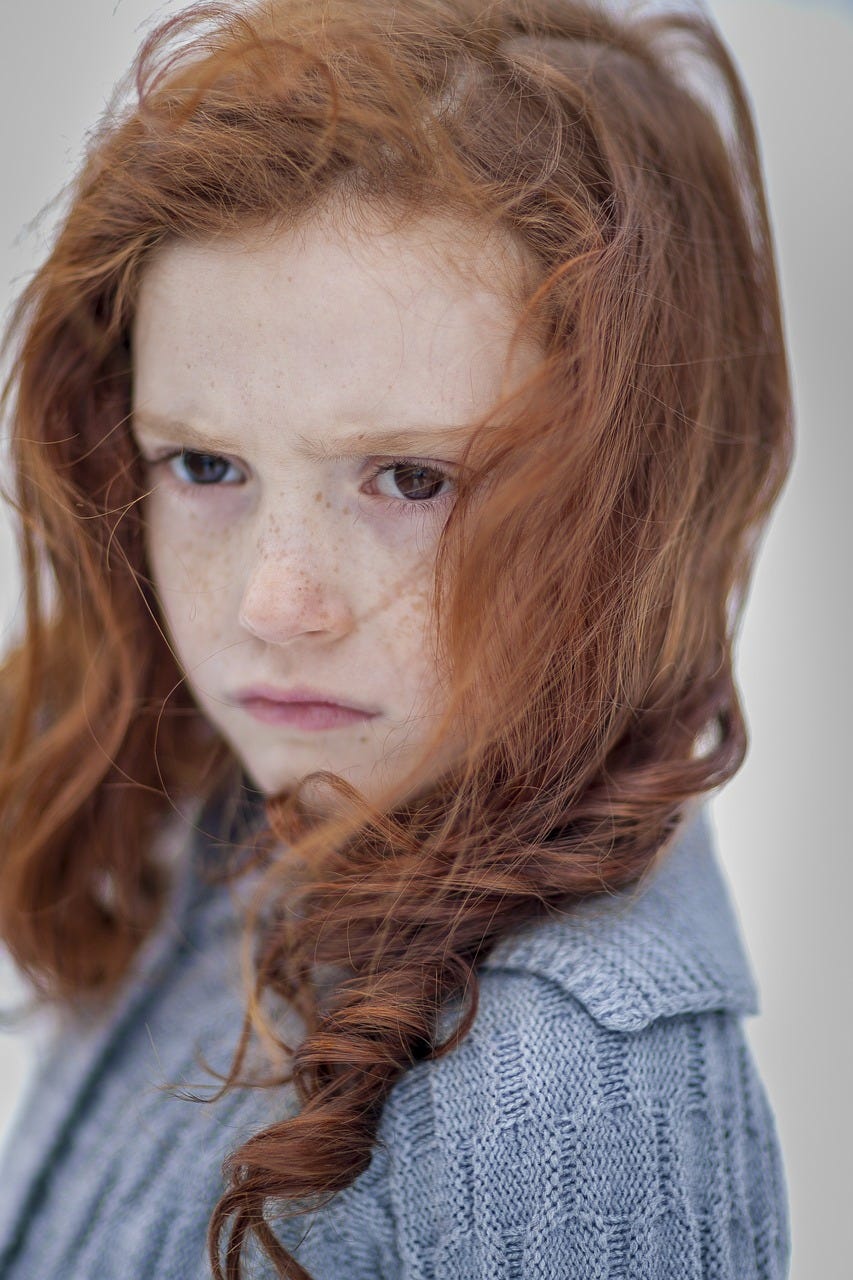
[0,792,790,1278]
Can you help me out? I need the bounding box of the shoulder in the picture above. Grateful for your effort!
[368,806,791,1279]
[377,978,789,1279]
[476,802,762,1031]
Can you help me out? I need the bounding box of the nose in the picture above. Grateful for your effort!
[237,537,357,647]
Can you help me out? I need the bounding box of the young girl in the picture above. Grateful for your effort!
[0,0,792,1276]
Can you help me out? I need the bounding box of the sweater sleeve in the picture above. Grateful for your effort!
[372,968,790,1280]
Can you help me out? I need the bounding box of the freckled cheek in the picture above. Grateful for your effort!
[401,581,433,634]
[374,576,439,680]
[143,507,234,622]
[144,510,186,586]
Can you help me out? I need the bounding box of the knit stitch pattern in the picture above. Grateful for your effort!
[0,795,790,1278]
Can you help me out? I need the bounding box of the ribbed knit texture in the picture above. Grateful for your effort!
[0,791,791,1278]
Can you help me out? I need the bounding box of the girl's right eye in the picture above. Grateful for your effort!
[145,449,244,486]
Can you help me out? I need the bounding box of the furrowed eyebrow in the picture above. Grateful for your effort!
[131,411,469,461]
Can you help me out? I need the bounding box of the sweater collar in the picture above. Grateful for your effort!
[479,804,760,1030]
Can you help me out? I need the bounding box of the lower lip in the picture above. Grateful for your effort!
[239,699,377,730]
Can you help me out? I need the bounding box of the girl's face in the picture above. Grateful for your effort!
[131,210,539,809]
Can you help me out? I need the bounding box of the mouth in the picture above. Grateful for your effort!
[236,692,379,731]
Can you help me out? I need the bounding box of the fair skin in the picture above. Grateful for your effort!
[130,207,540,812]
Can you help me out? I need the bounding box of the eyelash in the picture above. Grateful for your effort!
[142,448,456,515]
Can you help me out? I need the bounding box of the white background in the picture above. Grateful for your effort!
[0,3,850,1277]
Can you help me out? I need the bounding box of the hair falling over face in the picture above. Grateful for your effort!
[0,2,793,1277]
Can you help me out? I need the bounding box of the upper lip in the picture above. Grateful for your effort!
[233,683,379,715]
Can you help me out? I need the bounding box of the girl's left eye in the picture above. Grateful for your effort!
[368,459,455,505]
[142,449,456,509]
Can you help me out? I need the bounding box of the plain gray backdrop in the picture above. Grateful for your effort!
[0,3,850,1277]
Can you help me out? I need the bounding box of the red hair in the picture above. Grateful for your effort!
[0,1,792,1276]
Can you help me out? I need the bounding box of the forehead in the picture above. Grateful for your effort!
[130,212,541,445]
[133,209,534,347]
